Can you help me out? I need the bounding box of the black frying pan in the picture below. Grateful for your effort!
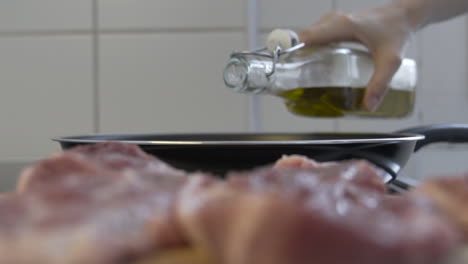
[54,124,468,183]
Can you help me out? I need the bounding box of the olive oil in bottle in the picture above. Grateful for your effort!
[223,29,417,119]
[278,87,414,118]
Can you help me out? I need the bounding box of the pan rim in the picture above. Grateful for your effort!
[53,132,425,146]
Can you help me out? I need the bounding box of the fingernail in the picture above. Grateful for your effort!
[366,95,381,112]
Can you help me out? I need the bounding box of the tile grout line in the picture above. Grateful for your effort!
[332,0,340,132]
[466,16,468,101]
[416,31,424,124]
[92,0,100,133]
[247,0,262,132]
[100,27,244,34]
[0,27,245,38]
[0,30,91,37]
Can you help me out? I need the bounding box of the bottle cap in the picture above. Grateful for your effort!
[223,58,248,91]
[266,29,299,52]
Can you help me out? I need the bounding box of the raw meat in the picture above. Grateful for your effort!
[2,142,191,264]
[176,163,460,264]
[0,144,463,264]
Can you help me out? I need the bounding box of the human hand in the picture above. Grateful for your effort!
[299,5,415,111]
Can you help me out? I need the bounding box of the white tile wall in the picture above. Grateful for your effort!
[420,91,468,125]
[419,16,467,96]
[260,0,333,30]
[0,0,92,32]
[0,36,94,160]
[99,33,248,133]
[410,147,468,180]
[99,0,245,30]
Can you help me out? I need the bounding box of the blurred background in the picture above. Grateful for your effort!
[0,0,466,189]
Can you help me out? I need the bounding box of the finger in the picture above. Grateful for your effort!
[315,11,339,25]
[298,13,357,45]
[363,51,402,111]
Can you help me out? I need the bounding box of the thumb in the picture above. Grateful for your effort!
[364,51,402,111]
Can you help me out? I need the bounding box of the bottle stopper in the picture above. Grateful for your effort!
[266,29,300,52]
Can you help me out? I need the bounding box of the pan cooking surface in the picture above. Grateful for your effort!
[55,132,424,182]
[54,124,468,182]
[55,132,424,146]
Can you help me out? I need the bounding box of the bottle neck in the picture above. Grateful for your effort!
[223,57,271,94]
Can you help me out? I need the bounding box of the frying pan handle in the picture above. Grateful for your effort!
[396,124,468,152]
